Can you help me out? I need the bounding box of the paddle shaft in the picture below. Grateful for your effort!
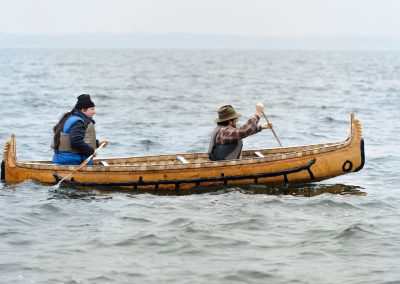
[262,111,283,147]
[56,142,106,187]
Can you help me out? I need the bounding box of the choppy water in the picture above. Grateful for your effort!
[0,49,399,283]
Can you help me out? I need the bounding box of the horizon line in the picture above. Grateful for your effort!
[1,33,400,50]
[1,32,400,38]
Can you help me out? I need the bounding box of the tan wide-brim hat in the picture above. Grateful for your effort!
[215,105,241,123]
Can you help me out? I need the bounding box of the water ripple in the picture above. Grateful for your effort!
[1,49,399,284]
[334,222,384,239]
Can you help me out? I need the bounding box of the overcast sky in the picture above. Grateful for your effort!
[1,0,399,37]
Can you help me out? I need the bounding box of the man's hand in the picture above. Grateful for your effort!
[261,122,273,129]
[256,103,265,117]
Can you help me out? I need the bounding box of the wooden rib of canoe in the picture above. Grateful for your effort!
[1,113,364,192]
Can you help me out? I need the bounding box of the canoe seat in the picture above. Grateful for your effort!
[176,156,189,164]
[255,151,265,158]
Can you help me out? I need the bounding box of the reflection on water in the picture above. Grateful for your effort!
[51,182,366,197]
[240,183,366,197]
[49,188,113,200]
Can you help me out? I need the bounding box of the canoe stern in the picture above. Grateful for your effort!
[2,134,19,182]
[1,160,4,181]
[353,138,365,172]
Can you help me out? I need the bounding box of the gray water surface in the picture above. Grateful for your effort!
[0,49,399,283]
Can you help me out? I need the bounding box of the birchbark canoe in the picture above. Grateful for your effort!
[1,113,364,192]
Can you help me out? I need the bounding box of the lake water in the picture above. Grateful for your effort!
[0,49,399,283]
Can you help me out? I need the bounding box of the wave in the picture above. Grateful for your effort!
[222,270,275,282]
[334,222,384,239]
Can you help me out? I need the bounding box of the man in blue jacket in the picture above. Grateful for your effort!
[51,94,108,165]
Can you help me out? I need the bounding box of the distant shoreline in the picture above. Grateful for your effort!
[1,34,400,50]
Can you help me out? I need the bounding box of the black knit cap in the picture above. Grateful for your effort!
[75,94,95,109]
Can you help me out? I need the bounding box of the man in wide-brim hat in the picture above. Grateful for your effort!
[208,103,272,161]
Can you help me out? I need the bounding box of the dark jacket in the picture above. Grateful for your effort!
[67,112,98,156]
[52,111,98,165]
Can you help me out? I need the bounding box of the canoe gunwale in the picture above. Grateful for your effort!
[7,115,360,172]
[14,138,351,172]
[54,158,317,188]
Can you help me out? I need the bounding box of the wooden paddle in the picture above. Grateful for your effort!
[54,142,106,188]
[262,111,283,147]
